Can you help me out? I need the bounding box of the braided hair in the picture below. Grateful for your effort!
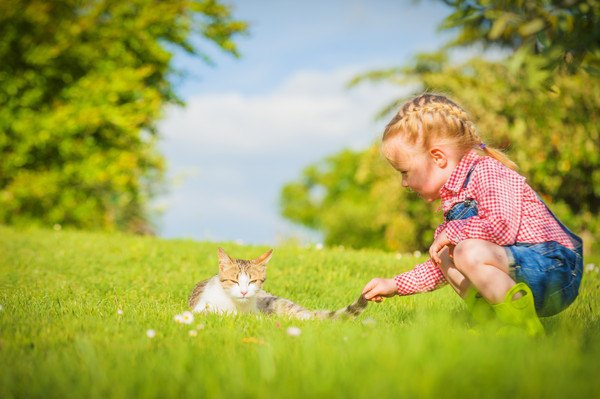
[382,93,517,170]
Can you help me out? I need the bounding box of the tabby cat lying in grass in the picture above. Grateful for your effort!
[189,248,368,320]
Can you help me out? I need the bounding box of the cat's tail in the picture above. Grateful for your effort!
[257,293,368,320]
[311,294,369,320]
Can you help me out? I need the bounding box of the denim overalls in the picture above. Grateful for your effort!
[445,165,583,316]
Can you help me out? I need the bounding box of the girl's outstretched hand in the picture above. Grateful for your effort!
[362,278,397,302]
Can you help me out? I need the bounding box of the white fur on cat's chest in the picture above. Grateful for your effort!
[192,276,258,314]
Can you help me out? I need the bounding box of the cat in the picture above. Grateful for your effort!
[189,248,368,320]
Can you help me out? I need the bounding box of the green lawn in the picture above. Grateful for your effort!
[1,225,599,399]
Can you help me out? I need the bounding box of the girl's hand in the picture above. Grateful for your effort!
[429,230,452,265]
[362,278,397,302]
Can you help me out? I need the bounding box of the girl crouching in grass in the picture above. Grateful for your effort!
[362,93,583,336]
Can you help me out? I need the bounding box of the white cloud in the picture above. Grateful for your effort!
[159,67,403,158]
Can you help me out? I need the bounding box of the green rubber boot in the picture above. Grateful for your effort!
[492,283,545,337]
[463,287,495,324]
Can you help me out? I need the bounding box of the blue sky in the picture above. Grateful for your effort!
[156,0,453,245]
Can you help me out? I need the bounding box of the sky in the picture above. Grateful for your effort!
[156,0,453,246]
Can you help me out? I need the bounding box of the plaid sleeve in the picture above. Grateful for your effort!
[444,159,524,246]
[394,259,447,296]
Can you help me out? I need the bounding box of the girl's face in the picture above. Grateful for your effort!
[382,136,458,202]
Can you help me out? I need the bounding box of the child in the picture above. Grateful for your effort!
[361,93,583,335]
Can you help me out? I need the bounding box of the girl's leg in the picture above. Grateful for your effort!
[436,246,471,297]
[437,246,495,322]
[441,239,543,335]
[451,239,516,304]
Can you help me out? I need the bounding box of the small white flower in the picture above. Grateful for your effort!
[146,329,156,338]
[197,323,205,330]
[181,311,195,325]
[585,263,598,273]
[286,326,302,337]
[188,330,198,337]
[362,317,377,327]
[315,243,324,250]
[413,250,422,257]
[174,314,184,323]
[117,309,124,315]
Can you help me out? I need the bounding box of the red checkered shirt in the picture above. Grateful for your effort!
[394,150,574,296]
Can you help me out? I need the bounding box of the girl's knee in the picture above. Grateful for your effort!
[453,239,488,272]
[454,239,509,273]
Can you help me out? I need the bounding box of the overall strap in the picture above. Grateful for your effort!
[462,163,478,189]
[444,162,479,222]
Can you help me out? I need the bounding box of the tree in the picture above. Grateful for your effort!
[0,0,247,233]
[440,0,600,78]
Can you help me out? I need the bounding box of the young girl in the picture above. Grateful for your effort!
[362,93,583,335]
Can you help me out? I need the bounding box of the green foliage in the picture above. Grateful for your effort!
[281,148,439,251]
[441,0,600,78]
[0,0,247,233]
[283,0,599,252]
[1,226,600,398]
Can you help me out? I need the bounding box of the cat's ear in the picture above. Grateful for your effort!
[254,249,273,266]
[217,247,234,272]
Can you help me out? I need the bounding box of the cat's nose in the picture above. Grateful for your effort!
[240,290,248,296]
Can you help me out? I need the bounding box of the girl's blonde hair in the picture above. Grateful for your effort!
[382,93,517,170]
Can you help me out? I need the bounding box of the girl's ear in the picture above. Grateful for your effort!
[217,248,234,272]
[429,147,448,168]
[254,249,273,266]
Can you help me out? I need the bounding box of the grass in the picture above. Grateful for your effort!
[1,225,599,399]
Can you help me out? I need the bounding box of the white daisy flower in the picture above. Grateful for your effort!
[117,309,124,315]
[315,243,324,250]
[286,326,302,337]
[181,311,195,325]
[413,250,422,257]
[189,330,198,337]
[174,314,184,323]
[146,329,156,338]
